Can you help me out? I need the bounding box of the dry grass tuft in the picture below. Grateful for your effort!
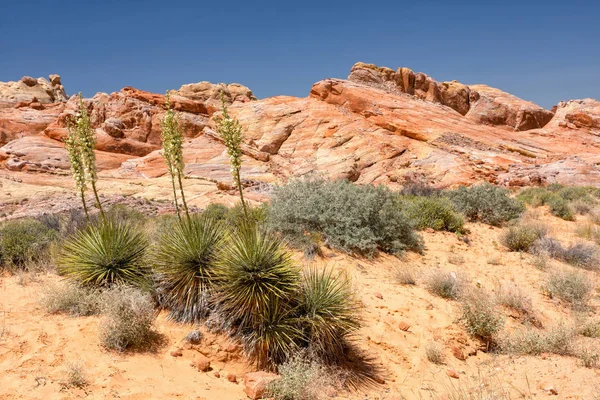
[60,361,89,389]
[425,342,444,364]
[425,270,465,300]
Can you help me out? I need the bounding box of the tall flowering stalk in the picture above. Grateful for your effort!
[65,94,104,221]
[160,93,189,221]
[215,95,248,218]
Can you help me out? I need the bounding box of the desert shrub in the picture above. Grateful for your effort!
[446,183,524,226]
[497,282,531,312]
[425,271,464,300]
[203,203,267,228]
[561,242,599,270]
[58,219,149,288]
[297,267,361,362]
[576,221,600,244]
[578,319,600,338]
[501,222,547,252]
[530,237,564,259]
[267,354,340,400]
[399,182,441,197]
[268,177,422,257]
[461,290,503,344]
[202,203,229,220]
[500,324,575,355]
[546,195,575,220]
[214,222,301,368]
[447,254,465,265]
[99,286,160,352]
[153,214,225,323]
[517,187,554,207]
[102,204,148,227]
[572,199,595,215]
[546,270,593,308]
[0,218,58,271]
[404,196,464,233]
[395,265,417,285]
[60,361,89,389]
[425,342,444,364]
[41,283,101,316]
[577,346,600,368]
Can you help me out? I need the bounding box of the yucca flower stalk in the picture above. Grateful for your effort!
[70,93,105,221]
[64,123,89,220]
[160,93,189,221]
[215,95,248,218]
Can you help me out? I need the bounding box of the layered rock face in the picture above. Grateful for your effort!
[348,62,554,131]
[1,63,600,194]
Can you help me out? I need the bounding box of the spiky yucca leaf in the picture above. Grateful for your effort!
[58,220,149,287]
[242,299,303,369]
[153,214,225,323]
[214,221,300,327]
[299,266,361,361]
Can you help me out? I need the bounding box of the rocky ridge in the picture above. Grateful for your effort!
[1,63,600,202]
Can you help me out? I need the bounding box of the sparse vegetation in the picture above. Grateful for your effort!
[60,361,89,389]
[99,286,161,352]
[58,220,149,288]
[545,269,593,309]
[518,185,600,221]
[496,283,533,319]
[41,283,101,316]
[267,353,340,400]
[0,218,57,271]
[500,324,575,356]
[425,342,444,364]
[395,265,417,285]
[501,222,547,252]
[577,319,600,338]
[446,183,524,226]
[268,177,422,257]
[461,290,503,344]
[425,270,464,300]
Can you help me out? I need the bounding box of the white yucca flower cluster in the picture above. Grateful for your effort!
[215,94,248,217]
[65,93,104,220]
[160,93,189,220]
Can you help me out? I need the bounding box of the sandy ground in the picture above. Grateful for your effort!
[2,206,600,399]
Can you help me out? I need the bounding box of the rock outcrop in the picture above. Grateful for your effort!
[1,63,600,193]
[0,75,67,108]
[348,62,554,131]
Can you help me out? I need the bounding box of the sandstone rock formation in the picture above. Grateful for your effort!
[1,63,600,194]
[0,75,67,108]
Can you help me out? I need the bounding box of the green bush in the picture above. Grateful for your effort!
[461,291,503,344]
[99,286,161,352]
[546,194,574,220]
[546,270,593,309]
[403,196,464,233]
[153,214,225,323]
[501,222,547,252]
[0,218,58,271]
[267,354,339,400]
[446,183,524,226]
[214,222,301,368]
[58,220,149,288]
[268,177,422,257]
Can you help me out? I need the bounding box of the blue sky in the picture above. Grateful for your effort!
[1,0,598,108]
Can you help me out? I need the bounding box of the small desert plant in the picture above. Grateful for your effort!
[577,346,600,368]
[578,319,600,338]
[561,242,599,270]
[500,324,575,355]
[547,195,575,221]
[267,353,341,400]
[425,270,464,300]
[461,290,503,344]
[545,269,593,309]
[214,222,301,368]
[446,183,524,226]
[184,329,204,344]
[576,221,600,244]
[160,93,189,221]
[99,286,160,352]
[404,196,465,233]
[530,236,564,259]
[268,177,422,257]
[501,222,547,252]
[496,283,533,318]
[60,361,89,389]
[395,265,417,285]
[298,267,361,362]
[153,214,225,323]
[400,182,441,197]
[215,97,248,218]
[0,218,57,271]
[447,254,465,265]
[58,220,149,288]
[425,342,444,364]
[41,283,101,316]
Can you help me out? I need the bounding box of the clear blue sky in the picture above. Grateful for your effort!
[1,0,598,108]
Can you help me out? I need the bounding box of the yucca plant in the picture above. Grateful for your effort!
[214,221,301,368]
[298,266,361,361]
[153,214,225,323]
[58,219,149,288]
